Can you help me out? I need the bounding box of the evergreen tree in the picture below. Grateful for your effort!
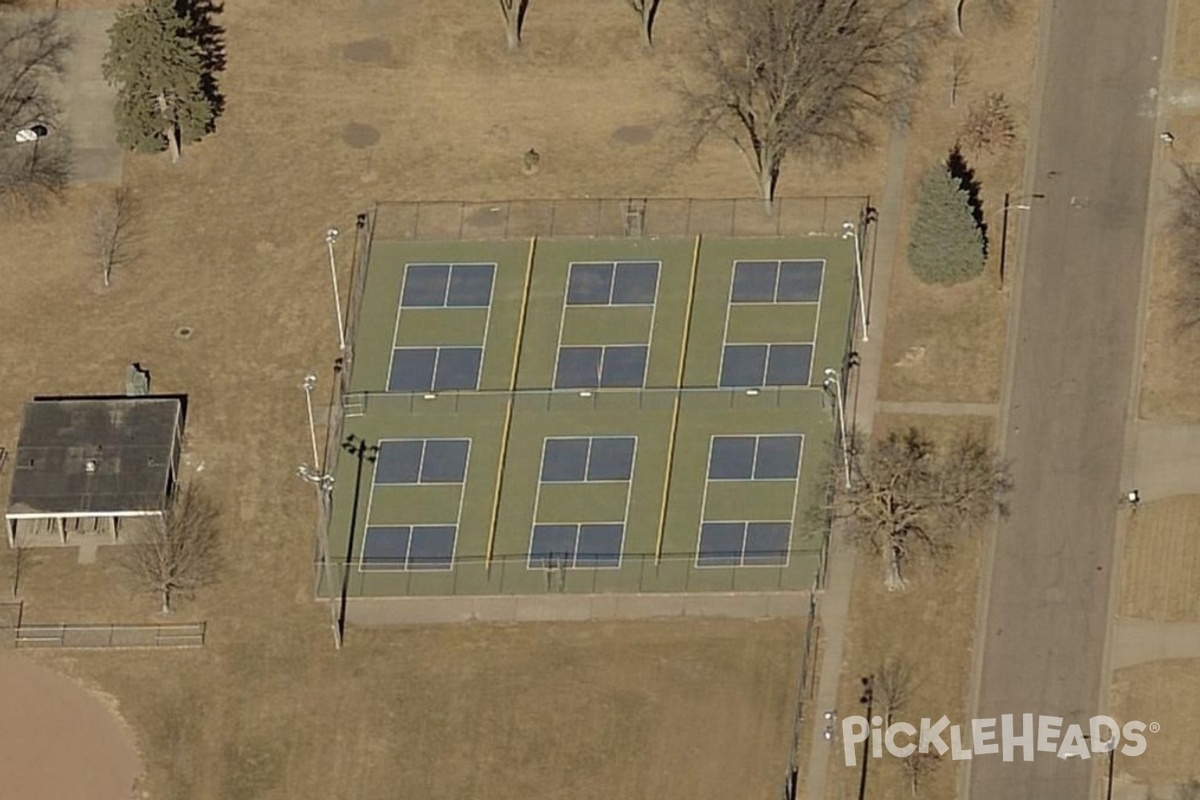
[908,164,986,285]
[103,0,215,162]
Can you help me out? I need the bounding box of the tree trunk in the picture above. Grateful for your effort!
[640,7,653,48]
[158,92,181,162]
[167,125,181,163]
[885,547,907,592]
[161,588,171,614]
[950,0,965,35]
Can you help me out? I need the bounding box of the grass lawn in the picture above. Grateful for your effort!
[876,2,1039,405]
[818,414,994,800]
[0,0,883,796]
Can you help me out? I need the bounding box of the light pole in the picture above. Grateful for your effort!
[302,373,320,470]
[842,221,869,342]
[997,193,1042,289]
[823,368,851,489]
[325,228,346,350]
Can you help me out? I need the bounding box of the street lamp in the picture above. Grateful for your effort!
[324,228,346,350]
[996,193,1042,289]
[302,373,320,470]
[297,464,334,493]
[824,368,851,489]
[842,221,869,342]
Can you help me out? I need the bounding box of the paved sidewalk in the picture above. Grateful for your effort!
[344,591,813,626]
[801,115,910,800]
[1110,618,1200,670]
[1132,421,1200,499]
[53,11,122,185]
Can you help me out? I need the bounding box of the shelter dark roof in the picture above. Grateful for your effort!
[5,398,181,517]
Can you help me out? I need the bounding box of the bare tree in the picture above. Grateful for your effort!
[497,0,529,51]
[902,751,941,796]
[0,11,71,209]
[875,656,916,726]
[949,50,970,107]
[626,0,661,48]
[120,484,222,613]
[90,186,140,287]
[958,92,1016,153]
[831,428,1011,590]
[683,0,935,214]
[1170,164,1200,336]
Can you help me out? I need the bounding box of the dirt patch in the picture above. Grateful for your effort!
[612,124,655,145]
[1118,495,1200,621]
[342,37,392,63]
[341,122,380,149]
[0,653,141,800]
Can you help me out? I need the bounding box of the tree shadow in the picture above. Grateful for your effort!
[175,0,225,128]
[947,146,988,256]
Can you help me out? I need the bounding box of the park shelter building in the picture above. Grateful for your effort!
[4,397,183,546]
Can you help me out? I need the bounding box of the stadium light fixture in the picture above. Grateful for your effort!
[324,228,346,350]
[842,221,869,342]
[823,368,851,489]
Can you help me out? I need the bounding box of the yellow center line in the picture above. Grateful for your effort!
[655,234,703,562]
[485,235,538,567]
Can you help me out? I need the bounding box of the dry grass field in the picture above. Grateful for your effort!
[1118,495,1200,622]
[1110,659,1200,791]
[820,413,994,800]
[0,0,1048,797]
[876,2,1039,404]
[1139,0,1200,422]
[0,1,879,798]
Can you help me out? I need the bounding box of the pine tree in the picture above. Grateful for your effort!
[908,164,986,285]
[103,0,215,162]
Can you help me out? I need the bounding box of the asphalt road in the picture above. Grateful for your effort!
[967,1,1169,798]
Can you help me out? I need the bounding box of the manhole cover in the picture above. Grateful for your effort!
[343,122,380,149]
[174,326,194,340]
[342,37,392,63]
[612,125,654,145]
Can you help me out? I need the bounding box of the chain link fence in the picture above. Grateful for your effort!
[372,196,869,241]
[318,550,823,598]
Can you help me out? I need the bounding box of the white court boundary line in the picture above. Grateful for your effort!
[359,437,473,573]
[386,262,497,392]
[553,259,662,390]
[719,256,827,388]
[526,435,639,570]
[694,433,805,568]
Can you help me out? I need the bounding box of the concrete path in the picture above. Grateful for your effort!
[801,113,910,799]
[965,0,1170,797]
[1133,421,1200,499]
[53,11,121,185]
[345,591,812,625]
[1110,618,1200,670]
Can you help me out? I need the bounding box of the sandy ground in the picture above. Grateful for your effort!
[0,652,141,799]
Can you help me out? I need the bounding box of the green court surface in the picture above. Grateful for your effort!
[323,233,857,597]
